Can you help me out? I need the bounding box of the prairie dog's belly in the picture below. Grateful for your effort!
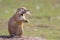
[8,17,23,36]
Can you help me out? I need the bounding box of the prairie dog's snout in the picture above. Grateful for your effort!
[19,15,29,23]
[20,15,26,20]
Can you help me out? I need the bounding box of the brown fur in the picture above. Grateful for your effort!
[8,8,28,37]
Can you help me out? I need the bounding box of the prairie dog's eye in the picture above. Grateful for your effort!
[21,14,23,16]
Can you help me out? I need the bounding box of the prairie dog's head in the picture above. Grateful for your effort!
[16,7,31,22]
[17,7,31,16]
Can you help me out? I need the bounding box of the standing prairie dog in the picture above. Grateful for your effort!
[8,7,31,37]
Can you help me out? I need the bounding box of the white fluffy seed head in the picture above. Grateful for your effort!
[25,11,31,16]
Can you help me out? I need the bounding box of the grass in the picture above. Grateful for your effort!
[0,0,60,40]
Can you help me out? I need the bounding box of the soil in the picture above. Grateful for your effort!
[0,36,46,40]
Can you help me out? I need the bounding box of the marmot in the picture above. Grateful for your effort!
[8,7,31,37]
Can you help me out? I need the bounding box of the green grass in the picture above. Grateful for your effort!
[0,0,60,40]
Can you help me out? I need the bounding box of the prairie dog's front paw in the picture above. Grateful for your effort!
[24,20,29,23]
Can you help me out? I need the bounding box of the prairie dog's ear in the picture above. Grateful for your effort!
[17,8,24,14]
[17,8,21,12]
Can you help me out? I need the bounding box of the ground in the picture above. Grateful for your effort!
[0,36,46,40]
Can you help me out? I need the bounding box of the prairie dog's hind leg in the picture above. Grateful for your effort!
[8,23,17,37]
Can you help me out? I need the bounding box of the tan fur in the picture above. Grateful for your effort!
[8,10,25,37]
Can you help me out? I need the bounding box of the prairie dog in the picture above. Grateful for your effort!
[8,7,31,37]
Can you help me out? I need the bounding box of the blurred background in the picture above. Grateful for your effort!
[0,0,60,40]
